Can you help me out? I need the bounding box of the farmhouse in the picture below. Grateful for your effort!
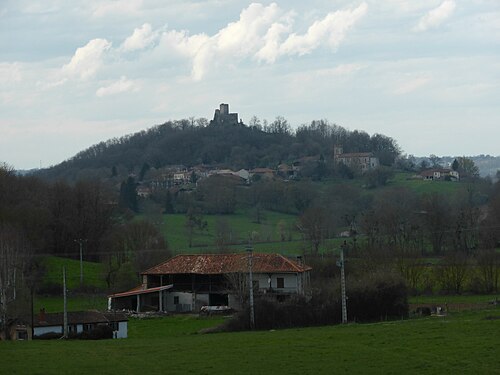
[108,253,311,313]
[33,309,128,339]
[420,168,460,181]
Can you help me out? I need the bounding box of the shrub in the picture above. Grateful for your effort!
[222,273,408,331]
[34,332,61,340]
[79,325,113,340]
[347,273,408,322]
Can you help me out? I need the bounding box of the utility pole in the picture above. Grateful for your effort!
[63,266,68,338]
[246,244,255,330]
[336,242,348,324]
[74,239,87,287]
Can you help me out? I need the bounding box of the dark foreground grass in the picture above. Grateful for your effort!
[2,309,499,374]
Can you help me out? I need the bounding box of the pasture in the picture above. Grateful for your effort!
[1,309,499,374]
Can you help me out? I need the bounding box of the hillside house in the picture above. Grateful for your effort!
[333,145,379,172]
[420,168,459,181]
[136,185,152,198]
[108,253,311,313]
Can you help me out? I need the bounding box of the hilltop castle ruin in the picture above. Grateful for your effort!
[210,103,241,126]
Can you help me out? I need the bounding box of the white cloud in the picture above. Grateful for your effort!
[96,76,138,97]
[120,23,159,52]
[62,38,112,80]
[414,0,456,32]
[154,2,367,80]
[280,3,368,56]
[255,20,293,63]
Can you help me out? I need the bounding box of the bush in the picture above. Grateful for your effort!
[79,325,113,340]
[34,332,61,340]
[347,274,408,322]
[222,273,408,331]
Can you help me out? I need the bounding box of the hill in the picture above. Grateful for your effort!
[35,111,400,182]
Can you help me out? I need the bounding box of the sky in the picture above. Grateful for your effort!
[1,0,499,170]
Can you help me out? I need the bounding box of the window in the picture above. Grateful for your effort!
[109,322,119,331]
[277,277,284,289]
[17,330,28,340]
[83,323,93,332]
[174,296,179,305]
[69,325,78,333]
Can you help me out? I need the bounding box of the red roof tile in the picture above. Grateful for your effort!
[108,284,173,298]
[142,253,311,275]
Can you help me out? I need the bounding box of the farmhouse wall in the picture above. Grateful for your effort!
[166,292,193,312]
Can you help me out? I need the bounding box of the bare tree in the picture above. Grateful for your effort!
[0,225,31,338]
[298,207,332,255]
[225,272,248,309]
[475,249,500,293]
[435,252,469,294]
[214,217,234,253]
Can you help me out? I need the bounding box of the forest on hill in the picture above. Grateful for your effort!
[36,117,400,182]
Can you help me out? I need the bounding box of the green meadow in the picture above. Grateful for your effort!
[2,309,499,374]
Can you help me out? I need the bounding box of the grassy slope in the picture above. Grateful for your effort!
[41,256,106,290]
[36,257,107,313]
[388,172,466,195]
[2,309,499,374]
[157,173,467,253]
[161,209,303,253]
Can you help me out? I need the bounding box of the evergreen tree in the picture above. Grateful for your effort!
[119,177,138,212]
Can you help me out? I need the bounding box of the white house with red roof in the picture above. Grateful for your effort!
[108,253,311,313]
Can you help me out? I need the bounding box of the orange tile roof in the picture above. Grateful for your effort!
[142,253,311,275]
[108,284,173,298]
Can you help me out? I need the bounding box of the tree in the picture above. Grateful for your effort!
[164,190,175,214]
[197,175,237,214]
[435,252,469,294]
[214,217,234,252]
[298,207,332,254]
[139,162,150,181]
[475,249,500,293]
[0,225,31,339]
[184,208,207,247]
[421,192,453,254]
[370,133,401,166]
[267,116,291,135]
[364,167,394,189]
[429,154,441,168]
[456,157,480,179]
[119,177,138,212]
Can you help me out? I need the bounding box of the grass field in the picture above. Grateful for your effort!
[34,295,107,313]
[2,309,499,374]
[388,172,467,195]
[41,256,106,290]
[160,209,301,251]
